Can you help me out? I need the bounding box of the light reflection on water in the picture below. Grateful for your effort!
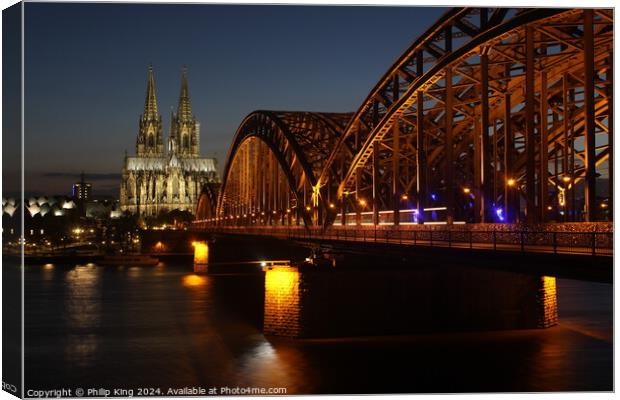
[23,261,612,393]
[64,265,102,367]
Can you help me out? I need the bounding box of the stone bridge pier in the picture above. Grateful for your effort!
[263,264,557,338]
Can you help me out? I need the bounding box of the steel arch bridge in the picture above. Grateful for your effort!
[197,8,613,229]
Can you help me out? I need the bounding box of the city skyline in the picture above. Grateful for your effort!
[11,3,447,196]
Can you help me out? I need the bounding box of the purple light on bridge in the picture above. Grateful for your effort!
[495,207,505,222]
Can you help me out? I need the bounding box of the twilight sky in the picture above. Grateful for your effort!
[18,2,447,196]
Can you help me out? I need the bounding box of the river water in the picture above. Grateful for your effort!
[19,260,612,394]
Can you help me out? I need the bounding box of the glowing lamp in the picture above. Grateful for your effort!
[401,194,408,200]
[507,178,516,187]
[305,206,311,211]
[193,241,209,265]
[359,199,366,206]
[463,187,471,194]
[562,176,571,183]
[154,241,165,252]
[329,203,335,208]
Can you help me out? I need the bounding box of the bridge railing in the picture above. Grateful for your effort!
[200,225,613,257]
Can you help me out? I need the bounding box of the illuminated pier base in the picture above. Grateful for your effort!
[193,241,209,273]
[263,266,557,338]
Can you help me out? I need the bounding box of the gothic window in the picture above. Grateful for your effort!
[172,177,179,197]
[183,135,189,149]
[149,134,154,147]
[127,177,135,198]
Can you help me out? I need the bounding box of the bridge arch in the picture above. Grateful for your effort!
[195,183,220,221]
[207,7,612,229]
[316,7,612,225]
[215,111,350,226]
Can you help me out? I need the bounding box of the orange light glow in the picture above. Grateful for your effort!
[193,241,209,265]
[540,276,558,327]
[562,176,571,183]
[359,199,367,206]
[507,179,516,187]
[401,194,408,200]
[264,266,301,336]
[182,274,207,287]
[329,203,335,208]
[463,187,471,194]
[305,206,311,211]
[154,241,165,252]
[265,267,299,302]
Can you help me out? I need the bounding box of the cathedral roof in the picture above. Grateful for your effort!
[124,156,217,173]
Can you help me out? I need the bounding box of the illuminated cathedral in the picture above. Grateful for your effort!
[120,66,218,216]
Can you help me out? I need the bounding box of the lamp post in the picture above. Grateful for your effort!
[506,178,517,223]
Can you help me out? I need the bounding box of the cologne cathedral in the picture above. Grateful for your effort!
[120,66,219,216]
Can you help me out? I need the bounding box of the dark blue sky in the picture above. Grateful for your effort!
[21,3,447,196]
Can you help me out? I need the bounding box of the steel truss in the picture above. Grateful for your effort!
[197,8,613,227]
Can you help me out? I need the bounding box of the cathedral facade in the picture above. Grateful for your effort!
[120,66,219,216]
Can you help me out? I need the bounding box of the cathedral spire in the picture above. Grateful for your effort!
[177,66,193,121]
[137,65,164,156]
[144,64,159,118]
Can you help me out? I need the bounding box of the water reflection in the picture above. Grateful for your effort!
[182,274,208,288]
[22,261,612,393]
[126,266,142,278]
[41,264,55,281]
[64,265,102,367]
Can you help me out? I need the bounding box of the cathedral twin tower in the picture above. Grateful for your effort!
[120,66,218,217]
[137,66,199,158]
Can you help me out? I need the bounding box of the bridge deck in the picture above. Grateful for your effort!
[197,226,613,257]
